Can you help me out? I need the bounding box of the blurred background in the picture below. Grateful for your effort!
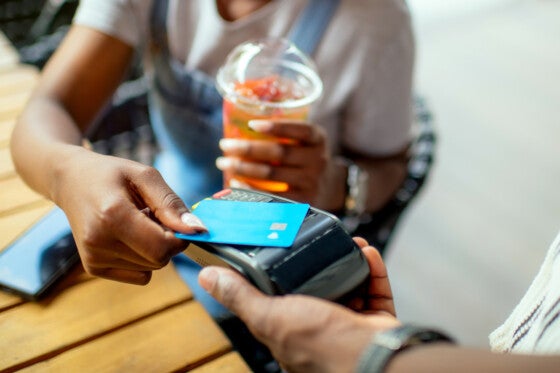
[388,0,560,346]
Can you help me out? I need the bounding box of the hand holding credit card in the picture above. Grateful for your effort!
[175,199,310,247]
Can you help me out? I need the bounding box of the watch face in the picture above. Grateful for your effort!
[345,163,369,216]
[356,326,454,373]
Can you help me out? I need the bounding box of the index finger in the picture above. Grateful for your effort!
[249,120,324,145]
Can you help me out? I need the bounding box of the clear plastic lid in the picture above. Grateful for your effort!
[216,38,323,109]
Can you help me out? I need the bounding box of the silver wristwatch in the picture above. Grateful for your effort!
[355,325,455,373]
[339,158,369,232]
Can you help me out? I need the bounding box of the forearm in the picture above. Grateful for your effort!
[387,344,560,373]
[10,25,135,205]
[11,96,88,203]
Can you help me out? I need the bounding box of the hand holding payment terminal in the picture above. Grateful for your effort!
[176,188,370,301]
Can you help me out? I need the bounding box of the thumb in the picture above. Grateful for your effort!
[134,169,207,233]
[199,266,268,320]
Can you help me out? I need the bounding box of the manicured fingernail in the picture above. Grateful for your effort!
[248,120,273,131]
[219,138,250,153]
[219,138,239,151]
[180,212,207,231]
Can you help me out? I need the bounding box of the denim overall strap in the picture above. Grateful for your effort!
[149,0,223,112]
[148,0,224,206]
[288,0,341,56]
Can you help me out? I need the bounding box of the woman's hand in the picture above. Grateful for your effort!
[198,237,399,373]
[216,120,332,205]
[54,147,206,285]
[8,25,209,286]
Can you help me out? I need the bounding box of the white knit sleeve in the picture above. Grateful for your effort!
[489,230,560,354]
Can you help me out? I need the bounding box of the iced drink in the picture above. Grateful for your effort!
[217,38,322,192]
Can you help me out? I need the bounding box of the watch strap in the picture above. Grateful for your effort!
[336,157,369,232]
[355,325,455,373]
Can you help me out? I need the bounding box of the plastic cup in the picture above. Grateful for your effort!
[216,38,323,193]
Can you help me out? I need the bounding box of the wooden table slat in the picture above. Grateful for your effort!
[0,90,31,122]
[18,302,240,373]
[0,146,15,177]
[0,265,194,371]
[0,292,24,312]
[0,119,15,146]
[0,203,55,253]
[0,176,45,215]
[0,65,39,95]
[0,52,19,73]
[192,352,252,373]
[0,35,20,72]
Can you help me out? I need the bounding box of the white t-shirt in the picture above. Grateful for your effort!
[490,230,560,354]
[73,0,415,156]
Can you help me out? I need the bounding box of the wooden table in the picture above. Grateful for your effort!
[0,33,249,373]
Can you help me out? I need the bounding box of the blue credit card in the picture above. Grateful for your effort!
[175,199,309,248]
